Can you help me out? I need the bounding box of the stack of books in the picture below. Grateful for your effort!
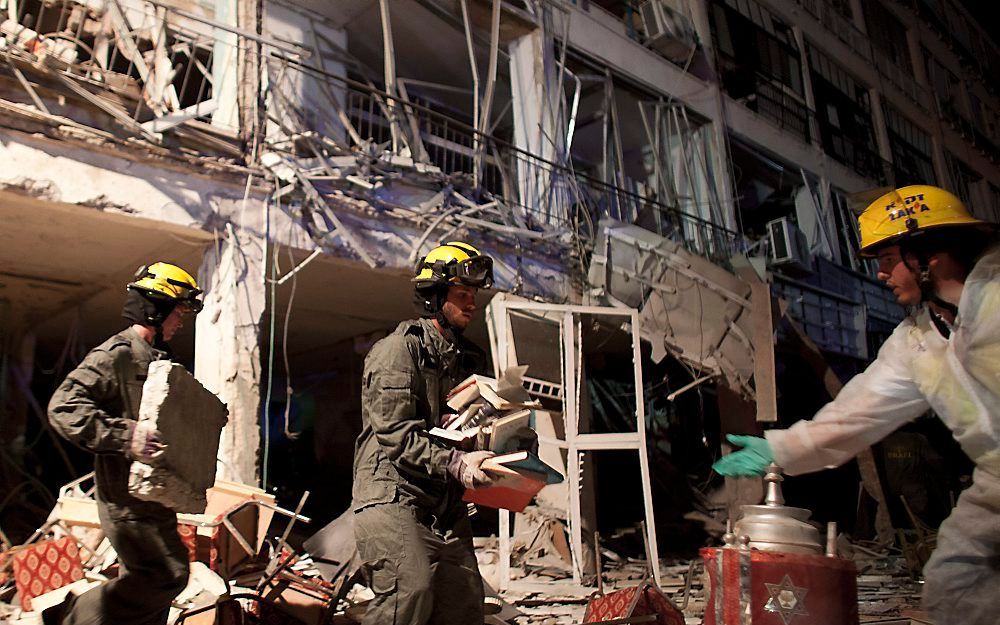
[431,366,564,512]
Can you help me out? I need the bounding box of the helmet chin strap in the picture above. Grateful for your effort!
[153,325,168,352]
[417,286,462,341]
[434,310,460,342]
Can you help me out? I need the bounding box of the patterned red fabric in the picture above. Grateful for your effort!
[177,522,221,570]
[584,581,685,625]
[584,586,640,622]
[178,523,199,562]
[11,537,84,611]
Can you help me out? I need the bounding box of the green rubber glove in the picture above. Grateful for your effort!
[712,434,774,476]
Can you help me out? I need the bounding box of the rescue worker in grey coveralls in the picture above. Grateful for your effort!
[353,241,497,625]
[45,262,203,625]
[713,185,1000,625]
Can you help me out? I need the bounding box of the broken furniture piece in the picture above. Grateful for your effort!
[700,465,859,625]
[54,473,100,529]
[486,294,660,591]
[583,526,685,625]
[177,491,311,581]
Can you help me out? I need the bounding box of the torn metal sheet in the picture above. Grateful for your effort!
[588,219,756,397]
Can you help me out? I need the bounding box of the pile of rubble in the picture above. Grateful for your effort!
[851,541,928,623]
[1,485,701,624]
[0,474,353,624]
[2,475,933,625]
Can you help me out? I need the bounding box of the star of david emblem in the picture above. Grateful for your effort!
[764,574,809,624]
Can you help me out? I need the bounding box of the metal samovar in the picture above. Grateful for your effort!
[734,465,823,555]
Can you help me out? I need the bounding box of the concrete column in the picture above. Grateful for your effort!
[195,226,266,485]
[508,16,568,226]
[685,0,712,49]
[905,30,929,86]
[848,0,867,33]
[817,176,842,264]
[930,135,950,188]
[237,0,263,154]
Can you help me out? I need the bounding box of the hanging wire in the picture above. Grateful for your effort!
[261,188,283,490]
[281,239,300,440]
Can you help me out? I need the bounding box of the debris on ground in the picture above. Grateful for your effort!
[1,482,928,624]
[0,475,332,624]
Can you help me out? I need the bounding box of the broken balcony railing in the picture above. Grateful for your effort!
[1,0,739,263]
[2,0,240,139]
[327,72,741,263]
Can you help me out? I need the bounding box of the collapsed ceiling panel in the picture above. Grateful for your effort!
[587,219,756,397]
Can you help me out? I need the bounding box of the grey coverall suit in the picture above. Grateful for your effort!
[352,318,485,625]
[47,327,189,625]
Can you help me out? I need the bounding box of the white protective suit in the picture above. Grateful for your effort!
[765,243,1000,624]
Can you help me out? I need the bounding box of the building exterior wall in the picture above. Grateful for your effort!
[2,0,999,487]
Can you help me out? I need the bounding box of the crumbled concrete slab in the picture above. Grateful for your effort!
[129,361,229,513]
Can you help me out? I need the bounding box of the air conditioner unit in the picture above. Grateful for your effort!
[766,217,814,276]
[637,0,697,62]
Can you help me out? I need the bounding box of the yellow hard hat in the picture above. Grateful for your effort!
[858,185,985,257]
[128,262,203,312]
[414,241,494,289]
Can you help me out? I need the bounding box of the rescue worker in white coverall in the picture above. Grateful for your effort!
[713,185,1000,624]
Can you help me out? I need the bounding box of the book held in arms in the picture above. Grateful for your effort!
[428,407,533,451]
[430,365,540,449]
[432,365,561,511]
[462,450,564,513]
[445,365,536,414]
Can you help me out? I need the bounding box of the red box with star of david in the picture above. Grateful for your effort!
[701,547,858,625]
[11,537,85,611]
[583,579,686,625]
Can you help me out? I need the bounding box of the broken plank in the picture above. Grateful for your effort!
[141,99,218,133]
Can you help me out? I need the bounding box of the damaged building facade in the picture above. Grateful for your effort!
[2,0,1000,611]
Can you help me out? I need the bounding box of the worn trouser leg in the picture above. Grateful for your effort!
[922,468,1000,625]
[428,510,483,625]
[58,501,189,625]
[354,503,484,625]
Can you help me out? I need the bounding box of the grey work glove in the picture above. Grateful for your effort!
[447,450,496,489]
[128,421,166,463]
